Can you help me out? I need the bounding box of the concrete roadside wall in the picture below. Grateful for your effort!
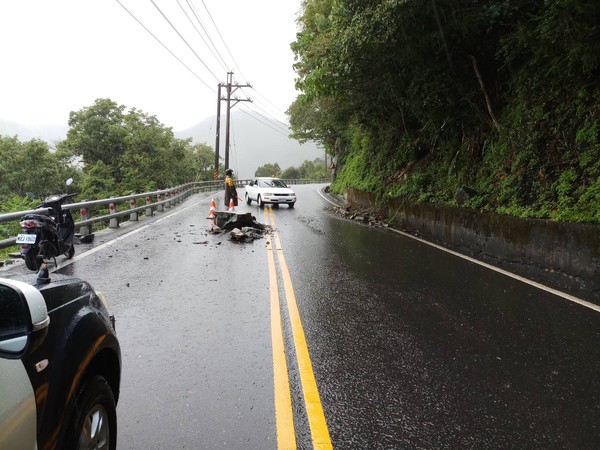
[344,187,600,302]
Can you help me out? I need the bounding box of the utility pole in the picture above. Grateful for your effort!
[214,71,251,178]
[213,83,222,180]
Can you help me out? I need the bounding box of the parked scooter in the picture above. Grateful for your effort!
[17,179,77,271]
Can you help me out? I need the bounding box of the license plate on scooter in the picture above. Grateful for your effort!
[16,234,37,244]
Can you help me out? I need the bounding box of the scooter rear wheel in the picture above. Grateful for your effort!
[24,249,42,271]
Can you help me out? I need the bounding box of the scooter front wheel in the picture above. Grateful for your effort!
[67,246,75,259]
[24,249,42,271]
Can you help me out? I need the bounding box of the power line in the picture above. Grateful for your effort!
[197,0,246,80]
[184,0,230,73]
[150,0,220,83]
[120,0,297,141]
[194,1,298,128]
[228,76,290,132]
[246,99,290,131]
[238,105,290,137]
[234,92,290,133]
[115,0,216,93]
[247,84,293,122]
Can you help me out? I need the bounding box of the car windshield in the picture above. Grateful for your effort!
[259,179,288,188]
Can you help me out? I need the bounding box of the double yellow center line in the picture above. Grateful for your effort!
[264,208,333,449]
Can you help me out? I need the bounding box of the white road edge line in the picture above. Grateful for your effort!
[317,188,600,313]
[53,195,210,272]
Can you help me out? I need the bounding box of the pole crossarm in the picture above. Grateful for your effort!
[214,72,253,172]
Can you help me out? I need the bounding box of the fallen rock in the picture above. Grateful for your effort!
[229,226,266,242]
[229,228,246,240]
[75,233,95,244]
[241,227,265,240]
[455,186,478,205]
[214,211,265,231]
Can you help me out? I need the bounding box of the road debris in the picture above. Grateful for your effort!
[331,206,388,228]
[210,211,270,242]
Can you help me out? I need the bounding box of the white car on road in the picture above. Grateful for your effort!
[245,177,296,208]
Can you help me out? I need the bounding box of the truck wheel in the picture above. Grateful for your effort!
[65,375,117,450]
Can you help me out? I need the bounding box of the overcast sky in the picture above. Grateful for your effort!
[0,0,303,131]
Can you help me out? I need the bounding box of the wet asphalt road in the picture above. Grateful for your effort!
[4,183,599,449]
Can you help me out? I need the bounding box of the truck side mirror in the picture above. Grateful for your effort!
[0,280,49,356]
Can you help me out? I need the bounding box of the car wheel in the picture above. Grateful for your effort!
[289,203,295,208]
[65,375,117,450]
[24,249,42,271]
[245,193,252,205]
[257,195,264,208]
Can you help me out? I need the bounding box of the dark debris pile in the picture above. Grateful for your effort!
[210,211,270,242]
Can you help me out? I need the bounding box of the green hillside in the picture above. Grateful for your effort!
[288,0,600,223]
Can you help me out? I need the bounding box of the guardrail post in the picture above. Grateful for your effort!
[129,199,138,221]
[145,196,153,216]
[175,189,180,205]
[156,194,164,212]
[109,202,119,228]
[165,192,171,209]
[80,206,91,236]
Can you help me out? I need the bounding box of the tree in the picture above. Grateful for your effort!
[289,0,600,222]
[281,166,302,179]
[255,163,281,177]
[0,136,21,195]
[79,161,117,200]
[187,143,217,181]
[65,98,127,172]
[280,158,327,180]
[63,98,217,197]
[0,135,74,199]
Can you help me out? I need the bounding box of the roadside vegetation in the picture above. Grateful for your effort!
[0,98,328,259]
[0,98,217,259]
[0,98,216,201]
[255,158,329,179]
[288,0,600,223]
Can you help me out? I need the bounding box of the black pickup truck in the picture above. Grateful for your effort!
[0,266,121,450]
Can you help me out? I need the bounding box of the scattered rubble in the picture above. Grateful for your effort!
[331,205,389,228]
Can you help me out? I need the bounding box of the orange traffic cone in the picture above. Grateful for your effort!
[207,198,216,219]
[228,198,235,211]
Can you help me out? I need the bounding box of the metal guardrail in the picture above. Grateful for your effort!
[0,181,217,250]
[0,178,330,250]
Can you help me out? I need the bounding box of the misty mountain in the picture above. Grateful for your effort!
[175,111,323,179]
[0,119,68,144]
[1,113,322,180]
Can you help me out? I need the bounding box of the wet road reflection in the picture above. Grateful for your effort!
[20,184,598,448]
[276,186,600,449]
